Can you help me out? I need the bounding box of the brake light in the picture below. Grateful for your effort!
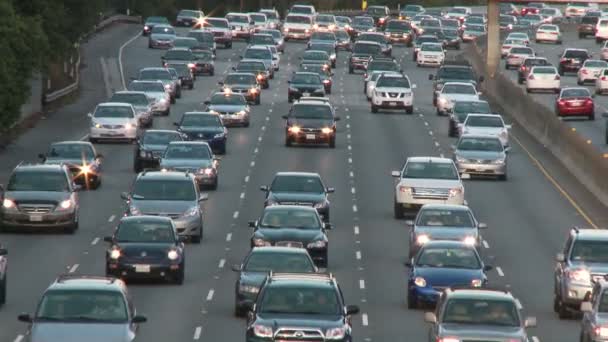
[602,76,607,81]
[528,75,535,80]
[520,65,526,71]
[558,99,566,105]
[554,75,560,80]
[586,98,594,104]
[582,69,588,74]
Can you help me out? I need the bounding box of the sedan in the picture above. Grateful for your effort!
[287,72,326,102]
[505,32,530,45]
[174,112,227,153]
[159,141,220,190]
[88,103,139,143]
[219,73,261,104]
[505,46,535,69]
[555,87,595,120]
[535,24,562,44]
[577,60,608,85]
[526,66,561,93]
[205,91,251,127]
[517,57,550,84]
[148,24,177,49]
[594,68,608,94]
[452,134,509,180]
[460,114,511,147]
[104,216,186,284]
[501,39,526,58]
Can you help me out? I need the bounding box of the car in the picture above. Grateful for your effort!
[205,91,252,127]
[200,17,232,48]
[172,36,210,57]
[249,12,269,32]
[232,247,317,316]
[365,57,401,82]
[219,73,262,104]
[443,29,461,50]
[110,91,154,127]
[411,14,432,32]
[554,227,608,318]
[241,46,275,77]
[121,171,208,243]
[540,7,563,24]
[186,30,217,54]
[127,80,170,116]
[133,130,184,172]
[425,287,537,341]
[348,41,383,73]
[406,241,491,309]
[157,142,219,191]
[301,50,332,70]
[566,2,596,19]
[506,32,530,45]
[283,14,313,40]
[334,29,352,51]
[244,273,359,342]
[499,14,517,31]
[259,29,285,52]
[250,33,276,47]
[143,16,170,36]
[287,72,326,103]
[578,60,608,85]
[307,43,337,68]
[1,163,79,233]
[148,24,176,49]
[392,157,466,219]
[505,46,535,69]
[452,134,509,180]
[233,60,270,89]
[400,4,425,20]
[358,32,392,56]
[500,3,519,16]
[0,244,5,304]
[463,15,486,29]
[260,8,281,30]
[559,49,592,75]
[445,6,471,22]
[448,100,492,137]
[351,15,376,37]
[313,14,337,32]
[430,62,481,105]
[161,47,197,71]
[416,42,445,67]
[166,63,194,90]
[299,64,333,94]
[579,15,600,39]
[535,24,562,44]
[370,73,414,114]
[595,68,608,94]
[366,5,390,28]
[520,14,543,28]
[104,215,186,283]
[289,4,316,16]
[555,87,595,120]
[180,46,215,76]
[525,66,561,93]
[412,35,441,61]
[175,9,204,27]
[436,82,482,116]
[335,15,352,32]
[461,24,485,43]
[260,172,334,222]
[501,39,526,58]
[282,99,339,148]
[88,102,139,144]
[173,112,228,153]
[247,206,331,267]
[580,277,608,341]
[383,19,414,46]
[137,67,179,102]
[460,114,511,147]
[17,275,147,342]
[226,12,253,41]
[366,71,400,100]
[518,57,550,84]
[39,141,103,189]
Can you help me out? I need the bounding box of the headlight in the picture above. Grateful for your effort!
[125,123,135,129]
[568,269,591,283]
[140,150,149,158]
[471,279,483,287]
[416,234,430,245]
[209,109,219,115]
[182,206,199,217]
[2,198,15,209]
[110,249,121,259]
[58,199,72,210]
[253,238,271,246]
[239,284,260,294]
[265,199,278,206]
[92,122,101,128]
[314,201,326,209]
[414,276,427,287]
[256,74,264,80]
[307,240,327,248]
[288,87,298,92]
[159,98,167,104]
[595,327,608,338]
[321,127,332,134]
[129,205,142,215]
[213,133,225,139]
[253,325,273,338]
[144,25,149,30]
[448,187,463,197]
[249,88,258,94]
[438,97,448,105]
[167,249,179,260]
[463,236,476,245]
[326,326,347,339]
[398,185,412,194]
[199,168,214,175]
[492,159,506,165]
[323,79,331,84]
[237,110,247,116]
[289,126,301,133]
[164,84,171,90]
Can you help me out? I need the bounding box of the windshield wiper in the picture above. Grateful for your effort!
[260,224,282,228]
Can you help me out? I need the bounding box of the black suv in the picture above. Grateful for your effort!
[133,130,184,172]
[282,99,340,148]
[349,41,383,74]
[559,49,591,75]
[244,273,360,342]
[429,61,483,105]
[1,164,79,233]
[287,72,326,103]
[384,19,414,46]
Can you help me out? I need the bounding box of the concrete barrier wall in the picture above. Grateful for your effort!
[463,39,608,206]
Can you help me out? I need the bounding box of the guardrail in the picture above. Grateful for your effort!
[43,14,141,104]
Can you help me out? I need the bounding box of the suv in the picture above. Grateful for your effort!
[371,73,414,114]
[120,171,208,243]
[201,17,232,48]
[134,130,184,172]
[226,13,253,41]
[580,277,608,341]
[366,5,391,28]
[554,227,608,318]
[17,275,147,342]
[244,273,360,342]
[349,41,383,73]
[429,61,482,105]
[559,48,591,75]
[579,15,599,38]
[282,99,340,148]
[1,164,80,233]
[384,19,414,46]
[392,157,467,219]
[424,287,537,342]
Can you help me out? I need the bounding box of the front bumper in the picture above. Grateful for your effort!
[151,100,170,114]
[1,210,76,229]
[232,30,251,39]
[536,33,561,41]
[561,281,592,307]
[219,113,250,126]
[149,40,173,48]
[286,130,335,145]
[289,90,325,100]
[107,261,182,279]
[194,172,218,187]
[417,56,444,66]
[195,63,214,75]
[172,215,202,238]
[372,96,413,109]
[456,161,506,176]
[350,60,369,70]
[90,127,137,140]
[285,31,312,39]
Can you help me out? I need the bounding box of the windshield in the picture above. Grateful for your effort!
[303,51,329,60]
[466,17,484,24]
[225,74,256,85]
[188,31,214,42]
[539,24,558,31]
[403,161,459,180]
[562,88,591,98]
[309,44,334,54]
[311,32,335,41]
[167,64,191,76]
[565,50,589,58]
[359,34,385,43]
[443,299,520,326]
[500,16,516,24]
[259,286,339,315]
[226,14,248,23]
[205,18,228,28]
[405,5,423,12]
[48,144,95,160]
[367,7,386,15]
[416,36,440,45]
[182,114,222,127]
[316,15,335,23]
[250,14,266,22]
[443,84,476,94]
[244,252,316,272]
[36,290,128,322]
[291,6,313,14]
[454,101,490,115]
[416,209,474,227]
[421,19,440,27]
[292,74,322,85]
[286,15,311,24]
[129,82,164,92]
[585,61,608,68]
[147,17,168,24]
[111,93,148,106]
[270,175,324,193]
[292,104,332,119]
[511,47,533,54]
[260,208,321,229]
[368,61,399,71]
[532,67,556,74]
[416,247,481,269]
[94,106,133,118]
[173,38,199,49]
[116,219,175,243]
[211,93,247,105]
[164,144,211,160]
[132,180,196,201]
[335,30,350,39]
[600,291,608,312]
[164,50,194,60]
[421,44,443,52]
[262,11,278,20]
[7,171,68,192]
[524,59,548,67]
[466,116,504,128]
[386,21,411,30]
[444,29,459,38]
[458,137,504,152]
[451,8,467,14]
[571,240,608,262]
[244,48,271,59]
[179,10,198,17]
[354,16,374,26]
[151,26,175,35]
[466,25,485,32]
[376,76,410,88]
[140,69,171,81]
[353,43,381,55]
[252,35,275,45]
[261,30,281,38]
[143,132,182,145]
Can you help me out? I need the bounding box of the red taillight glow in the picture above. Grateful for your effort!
[528,75,535,80]
[582,69,588,74]
[555,75,560,80]
[601,76,607,81]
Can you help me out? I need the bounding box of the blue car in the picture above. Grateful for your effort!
[174,112,228,154]
[406,241,492,309]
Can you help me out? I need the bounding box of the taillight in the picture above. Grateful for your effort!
[582,69,588,74]
[554,75,560,80]
[586,98,593,104]
[507,54,514,59]
[558,99,566,105]
[560,58,568,62]
[601,76,607,81]
[520,65,526,71]
[528,75,535,80]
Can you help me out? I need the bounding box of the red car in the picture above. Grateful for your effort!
[555,87,595,120]
[521,7,540,16]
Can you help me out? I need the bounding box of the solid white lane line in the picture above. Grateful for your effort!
[108,215,116,222]
[362,313,369,326]
[496,267,505,277]
[14,335,24,342]
[91,237,100,245]
[240,192,245,199]
[193,326,202,340]
[226,233,232,242]
[118,31,143,89]
[69,264,79,273]
[353,205,358,213]
[354,226,360,235]
[515,299,523,310]
[482,240,490,249]
[218,259,226,269]
[233,211,239,219]
[356,251,362,260]
[359,279,365,289]
[206,289,215,301]
[79,134,89,141]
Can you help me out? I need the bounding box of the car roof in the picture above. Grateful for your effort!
[97,102,133,107]
[138,170,197,181]
[446,288,515,301]
[571,228,608,240]
[267,273,335,287]
[251,246,311,254]
[168,47,192,51]
[407,156,453,164]
[465,113,502,119]
[354,40,382,46]
[227,72,256,77]
[14,163,66,172]
[152,24,174,29]
[183,111,217,116]
[113,90,148,96]
[293,100,331,107]
[274,171,321,178]
[49,275,126,292]
[420,204,471,211]
[140,67,170,72]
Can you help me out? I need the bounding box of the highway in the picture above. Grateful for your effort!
[0,17,607,342]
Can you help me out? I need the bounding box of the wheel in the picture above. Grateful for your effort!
[191,224,202,244]
[329,137,336,148]
[407,291,417,309]
[285,136,292,147]
[88,177,101,190]
[371,105,378,113]
[406,106,413,114]
[211,178,218,190]
[164,108,170,116]
[170,96,176,104]
[448,125,456,138]
[349,67,353,74]
[579,33,584,39]
[288,96,293,103]
[556,294,571,319]
[597,38,602,44]
[210,69,215,76]
[317,256,328,268]
[505,64,509,70]
[173,264,185,285]
[234,303,246,317]
[577,79,584,86]
[225,42,231,48]
[558,67,564,76]
[244,120,250,127]
[89,137,98,144]
[554,88,560,94]
[557,40,562,45]
[455,44,461,50]
[394,200,404,219]
[526,88,531,93]
[65,220,78,234]
[498,173,507,181]
[176,88,182,99]
[553,294,560,313]
[589,112,595,120]
[517,77,523,84]
[255,95,260,105]
[0,274,6,305]
[326,88,331,94]
[263,82,269,89]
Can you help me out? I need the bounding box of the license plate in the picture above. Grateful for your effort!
[29,214,43,222]
[135,265,150,273]
[302,92,310,96]
[389,102,397,106]
[306,134,316,140]
[572,101,582,106]
[107,130,118,135]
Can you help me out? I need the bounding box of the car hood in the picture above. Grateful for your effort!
[208,104,247,112]
[239,271,269,287]
[414,227,478,240]
[141,143,170,152]
[225,82,256,90]
[30,322,133,342]
[386,28,411,33]
[414,267,484,286]
[284,23,312,29]
[150,34,175,41]
[131,105,150,113]
[44,158,94,166]
[256,314,343,330]
[569,262,608,274]
[375,86,413,94]
[289,119,334,128]
[290,83,324,90]
[455,150,505,160]
[131,200,195,215]
[159,158,212,169]
[255,228,325,243]
[439,323,525,339]
[399,178,462,188]
[5,191,69,203]
[440,94,479,102]
[268,192,325,204]
[118,242,174,255]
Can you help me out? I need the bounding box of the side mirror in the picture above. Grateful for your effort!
[103,236,113,243]
[424,312,437,324]
[555,253,565,262]
[120,192,130,200]
[87,113,93,118]
[504,146,512,153]
[483,264,494,271]
[478,223,488,229]
[173,122,180,126]
[17,313,32,323]
[231,264,242,272]
[96,153,104,159]
[198,193,209,202]
[450,144,457,151]
[260,185,269,192]
[524,317,537,328]
[217,81,224,85]
[324,223,333,230]
[505,124,512,130]
[281,115,288,119]
[478,91,483,96]
[428,74,434,80]
[346,305,360,315]
[326,187,335,193]
[0,248,7,256]
[461,173,471,180]
[248,220,257,228]
[405,220,414,226]
[203,100,211,105]
[132,315,147,323]
[581,301,593,312]
[38,153,46,160]
[391,170,400,177]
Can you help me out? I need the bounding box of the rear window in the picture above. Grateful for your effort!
[525,59,549,66]
[564,50,589,58]
[511,47,533,54]
[582,16,599,24]
[532,67,556,74]
[562,88,591,98]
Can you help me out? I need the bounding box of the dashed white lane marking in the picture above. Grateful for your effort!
[108,215,116,222]
[250,161,255,167]
[496,267,505,277]
[69,264,79,273]
[349,171,354,178]
[258,136,263,142]
[348,158,353,164]
[226,233,232,242]
[362,313,369,326]
[254,147,259,154]
[359,279,366,289]
[482,240,490,249]
[428,131,434,136]
[240,192,245,199]
[218,259,226,269]
[91,237,100,245]
[434,141,440,147]
[353,205,358,213]
[206,289,215,301]
[356,251,362,260]
[347,134,351,139]
[14,335,24,342]
[245,176,250,183]
[233,211,239,219]
[424,121,429,126]
[351,187,356,194]
[354,226,360,235]
[193,326,202,340]
[532,336,539,342]
[348,145,352,150]
[118,31,143,89]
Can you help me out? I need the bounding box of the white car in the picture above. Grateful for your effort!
[539,7,563,23]
[366,71,399,99]
[249,12,269,32]
[594,68,608,94]
[505,32,530,45]
[601,41,608,61]
[268,45,280,71]
[391,157,466,219]
[577,60,608,85]
[501,39,526,57]
[505,46,535,69]
[283,14,313,40]
[436,82,481,115]
[445,7,471,21]
[566,2,596,18]
[416,42,445,67]
[460,114,511,147]
[596,18,608,43]
[526,66,560,94]
[88,102,139,143]
[314,14,338,32]
[371,73,414,114]
[226,13,253,40]
[535,24,562,44]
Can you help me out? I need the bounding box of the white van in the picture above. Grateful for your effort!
[596,18,608,43]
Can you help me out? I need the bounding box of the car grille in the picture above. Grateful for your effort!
[151,151,164,158]
[275,328,324,342]
[213,31,224,37]
[388,92,400,98]
[300,127,323,133]
[122,249,167,260]
[18,203,56,213]
[290,28,306,34]
[144,212,181,219]
[275,241,304,248]
[474,159,493,164]
[412,187,450,200]
[188,132,216,139]
[101,124,124,129]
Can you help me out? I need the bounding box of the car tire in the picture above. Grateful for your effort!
[65,220,78,234]
[211,178,218,190]
[173,264,185,285]
[553,294,560,313]
[556,294,571,319]
[348,67,354,74]
[407,291,417,309]
[176,88,182,99]
[317,256,328,268]
[89,137,98,144]
[589,112,595,120]
[329,137,336,148]
[406,106,413,115]
[255,96,261,105]
[505,64,509,70]
[554,88,560,94]
[597,38,603,44]
[0,274,6,305]
[558,67,564,76]
[526,88,531,93]
[210,69,215,76]
[225,42,231,49]
[327,88,332,94]
[134,160,142,173]
[288,96,293,103]
[579,33,584,39]
[285,136,292,147]
[164,108,171,116]
[191,231,202,244]
[263,82,269,89]
[394,200,404,219]
[170,96,176,104]
[498,173,507,181]
[518,77,523,84]
[371,105,378,113]
[577,79,584,85]
[234,303,246,317]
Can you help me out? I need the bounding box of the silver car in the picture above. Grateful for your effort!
[205,92,251,126]
[452,134,509,180]
[121,171,208,243]
[148,24,176,49]
[159,141,220,190]
[460,114,511,147]
[88,102,139,143]
[436,82,482,115]
[127,80,170,116]
[137,67,179,103]
[580,279,608,342]
[110,91,154,128]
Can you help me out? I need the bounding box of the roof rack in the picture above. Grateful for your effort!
[449,284,511,294]
[56,274,117,283]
